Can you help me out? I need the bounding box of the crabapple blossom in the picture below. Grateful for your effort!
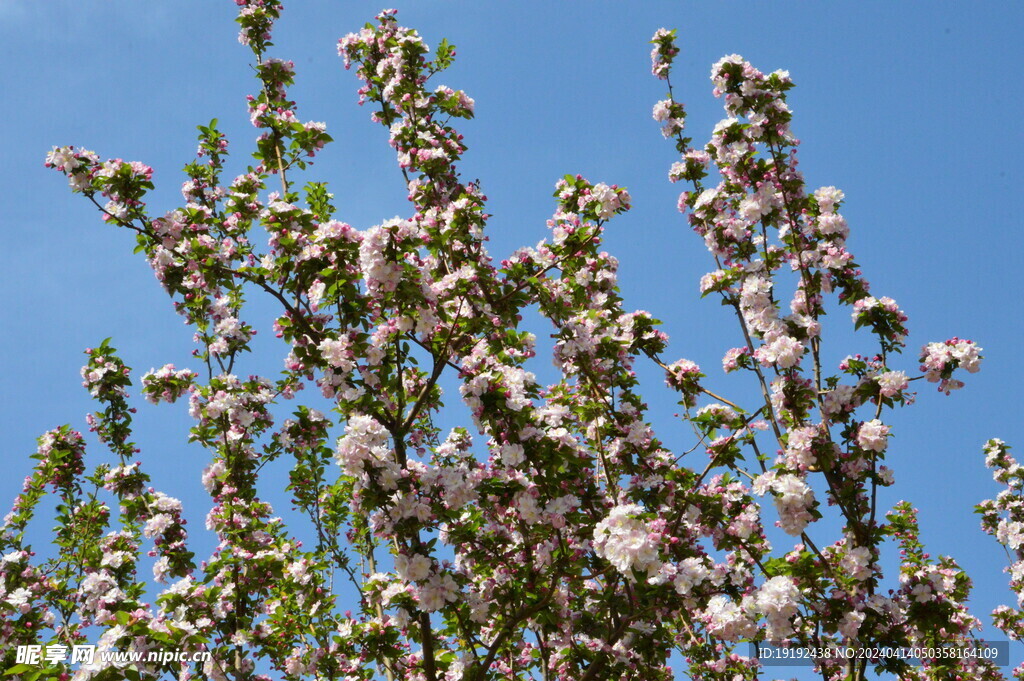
[856,419,890,452]
[875,369,909,398]
[753,576,801,641]
[6,7,1004,681]
[920,337,983,393]
[592,504,662,580]
[702,595,757,642]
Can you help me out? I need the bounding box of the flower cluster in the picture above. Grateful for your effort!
[978,441,1024,639]
[919,337,983,394]
[140,364,197,404]
[45,146,154,224]
[592,504,662,580]
[649,28,679,80]
[664,359,704,408]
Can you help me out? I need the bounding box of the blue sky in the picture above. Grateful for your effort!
[2,2,1022,678]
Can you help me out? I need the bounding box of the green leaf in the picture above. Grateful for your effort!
[5,665,35,676]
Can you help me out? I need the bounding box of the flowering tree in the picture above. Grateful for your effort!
[2,3,1018,681]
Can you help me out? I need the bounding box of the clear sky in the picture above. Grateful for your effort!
[2,2,1022,678]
